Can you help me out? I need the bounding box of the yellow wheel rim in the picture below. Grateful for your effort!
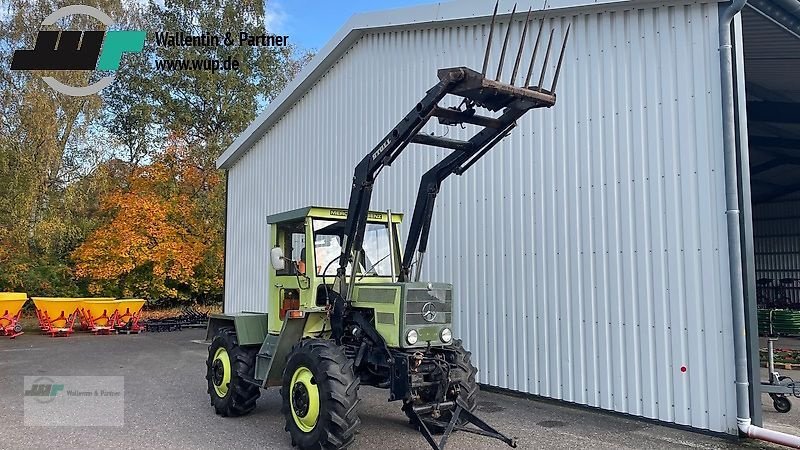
[211,347,231,398]
[290,366,320,432]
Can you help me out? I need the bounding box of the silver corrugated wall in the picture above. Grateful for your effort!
[225,0,737,433]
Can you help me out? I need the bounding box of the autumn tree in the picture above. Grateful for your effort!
[72,143,223,300]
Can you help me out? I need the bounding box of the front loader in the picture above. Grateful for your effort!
[205,3,570,449]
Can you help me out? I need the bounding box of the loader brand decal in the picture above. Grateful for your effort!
[373,138,391,160]
[10,5,145,96]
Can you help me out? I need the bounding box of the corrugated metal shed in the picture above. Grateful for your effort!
[223,0,738,434]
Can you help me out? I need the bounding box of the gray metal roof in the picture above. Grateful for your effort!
[216,0,643,170]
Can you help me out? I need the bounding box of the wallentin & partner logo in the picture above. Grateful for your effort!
[24,377,64,404]
[10,5,145,96]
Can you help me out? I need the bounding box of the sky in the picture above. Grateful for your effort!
[266,0,440,51]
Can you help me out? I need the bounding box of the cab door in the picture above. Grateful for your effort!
[268,218,312,334]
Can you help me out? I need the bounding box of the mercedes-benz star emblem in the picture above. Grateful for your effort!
[421,302,437,322]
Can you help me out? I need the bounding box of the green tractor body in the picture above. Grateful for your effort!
[206,207,474,449]
[206,206,457,387]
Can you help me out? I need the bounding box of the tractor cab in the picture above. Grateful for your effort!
[265,206,403,335]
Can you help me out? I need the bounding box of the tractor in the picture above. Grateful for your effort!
[204,3,569,449]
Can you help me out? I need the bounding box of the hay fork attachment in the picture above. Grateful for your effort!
[399,2,571,283]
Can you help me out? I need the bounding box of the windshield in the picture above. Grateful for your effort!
[312,219,394,277]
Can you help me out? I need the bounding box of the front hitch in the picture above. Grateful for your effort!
[405,399,518,450]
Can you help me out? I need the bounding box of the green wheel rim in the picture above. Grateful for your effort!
[212,347,231,397]
[290,366,320,432]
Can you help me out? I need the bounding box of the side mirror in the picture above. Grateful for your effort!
[270,247,285,271]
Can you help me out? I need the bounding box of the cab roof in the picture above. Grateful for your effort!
[266,206,403,224]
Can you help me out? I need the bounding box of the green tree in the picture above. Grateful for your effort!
[0,0,126,293]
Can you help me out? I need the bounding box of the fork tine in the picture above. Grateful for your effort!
[537,28,555,90]
[495,3,517,81]
[510,7,532,86]
[523,18,544,88]
[550,23,571,93]
[481,1,500,77]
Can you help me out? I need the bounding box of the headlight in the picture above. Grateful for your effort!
[440,327,452,343]
[406,329,419,345]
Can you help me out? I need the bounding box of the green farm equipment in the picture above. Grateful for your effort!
[205,3,569,449]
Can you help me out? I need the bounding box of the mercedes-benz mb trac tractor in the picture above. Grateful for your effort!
[204,4,569,449]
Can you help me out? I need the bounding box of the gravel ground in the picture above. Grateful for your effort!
[0,330,774,449]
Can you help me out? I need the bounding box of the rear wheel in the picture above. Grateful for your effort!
[281,339,361,449]
[206,327,261,416]
[404,339,479,432]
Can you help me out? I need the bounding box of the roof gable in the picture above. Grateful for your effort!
[218,0,640,169]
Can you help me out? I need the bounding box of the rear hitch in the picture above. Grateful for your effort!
[405,399,518,449]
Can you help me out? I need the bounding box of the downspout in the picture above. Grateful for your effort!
[719,1,800,446]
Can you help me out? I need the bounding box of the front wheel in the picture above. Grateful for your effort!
[206,327,261,416]
[281,339,361,449]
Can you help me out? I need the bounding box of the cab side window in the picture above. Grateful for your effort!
[275,220,306,276]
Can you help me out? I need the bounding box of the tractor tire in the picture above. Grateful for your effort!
[404,339,479,432]
[281,339,361,450]
[206,327,261,417]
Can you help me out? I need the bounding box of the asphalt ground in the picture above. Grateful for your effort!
[0,330,777,449]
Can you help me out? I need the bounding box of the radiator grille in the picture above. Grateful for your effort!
[404,288,452,325]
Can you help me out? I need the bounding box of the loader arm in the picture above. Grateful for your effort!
[333,73,465,298]
[400,96,527,282]
[335,5,570,291]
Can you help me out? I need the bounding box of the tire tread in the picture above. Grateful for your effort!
[281,339,361,449]
[205,327,261,417]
